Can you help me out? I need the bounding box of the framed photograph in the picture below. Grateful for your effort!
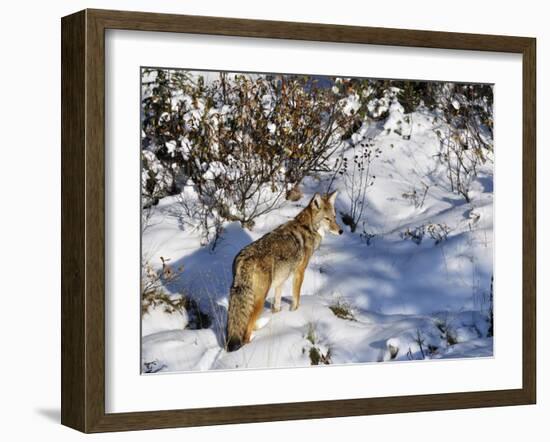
[61,9,536,433]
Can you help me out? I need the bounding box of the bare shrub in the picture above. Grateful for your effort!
[435,314,458,346]
[142,70,360,243]
[141,257,211,329]
[141,69,197,202]
[414,329,426,359]
[309,347,332,366]
[359,224,377,246]
[329,298,356,321]
[338,140,381,232]
[173,191,224,250]
[401,181,430,209]
[304,323,332,365]
[401,223,451,245]
[401,225,425,245]
[426,223,452,245]
[434,83,493,202]
[141,256,185,315]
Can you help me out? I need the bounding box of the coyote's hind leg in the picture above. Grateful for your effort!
[244,283,270,344]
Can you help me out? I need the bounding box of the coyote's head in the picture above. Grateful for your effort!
[309,191,343,236]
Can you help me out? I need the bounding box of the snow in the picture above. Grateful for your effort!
[142,304,188,337]
[141,105,494,374]
[340,93,361,116]
[165,140,177,155]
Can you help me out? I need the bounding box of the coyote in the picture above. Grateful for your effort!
[226,191,343,351]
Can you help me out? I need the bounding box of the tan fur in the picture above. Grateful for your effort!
[226,192,342,351]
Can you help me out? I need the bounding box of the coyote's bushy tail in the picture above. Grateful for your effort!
[226,260,255,352]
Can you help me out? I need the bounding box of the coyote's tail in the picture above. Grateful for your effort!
[226,260,255,352]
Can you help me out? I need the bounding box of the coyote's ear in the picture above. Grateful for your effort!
[311,193,322,209]
[328,190,338,205]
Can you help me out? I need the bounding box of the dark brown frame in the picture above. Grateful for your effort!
[61,8,536,433]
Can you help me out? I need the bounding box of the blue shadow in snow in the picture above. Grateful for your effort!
[315,230,493,317]
[477,175,494,193]
[163,223,253,347]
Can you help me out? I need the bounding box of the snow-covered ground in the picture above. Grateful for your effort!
[141,102,494,373]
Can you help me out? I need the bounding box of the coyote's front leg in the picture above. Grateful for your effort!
[272,284,284,313]
[290,259,308,311]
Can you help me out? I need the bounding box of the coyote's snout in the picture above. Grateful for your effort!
[226,191,342,352]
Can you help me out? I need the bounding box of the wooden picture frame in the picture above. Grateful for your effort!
[61,8,536,433]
